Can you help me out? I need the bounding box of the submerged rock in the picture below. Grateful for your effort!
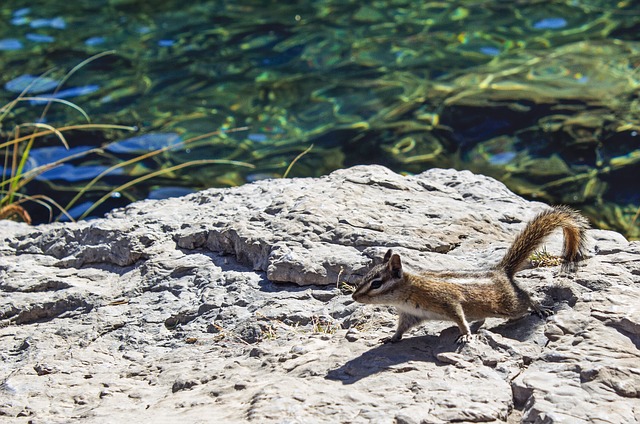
[0,165,638,423]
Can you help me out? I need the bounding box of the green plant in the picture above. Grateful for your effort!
[1,53,254,223]
[1,52,135,222]
[529,246,563,268]
[311,314,340,335]
[260,322,279,340]
[336,265,357,295]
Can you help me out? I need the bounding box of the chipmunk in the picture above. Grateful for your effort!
[352,206,588,344]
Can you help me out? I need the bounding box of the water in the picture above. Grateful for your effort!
[1,1,639,239]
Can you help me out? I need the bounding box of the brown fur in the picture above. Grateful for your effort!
[352,206,589,344]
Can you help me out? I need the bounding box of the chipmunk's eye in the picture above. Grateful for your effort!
[369,279,383,290]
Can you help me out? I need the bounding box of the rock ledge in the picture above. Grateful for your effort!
[1,165,638,423]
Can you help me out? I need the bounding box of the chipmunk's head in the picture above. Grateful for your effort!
[352,249,404,304]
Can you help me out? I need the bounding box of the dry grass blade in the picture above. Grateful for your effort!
[10,97,91,122]
[18,123,70,149]
[3,122,72,206]
[39,50,116,119]
[1,192,73,223]
[0,203,32,223]
[0,124,136,150]
[24,194,75,222]
[0,68,58,122]
[1,147,106,193]
[78,158,255,220]
[282,143,314,179]
[62,127,247,214]
[57,51,116,93]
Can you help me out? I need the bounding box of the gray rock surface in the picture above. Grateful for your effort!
[1,165,638,423]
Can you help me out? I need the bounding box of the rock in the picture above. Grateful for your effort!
[1,165,638,423]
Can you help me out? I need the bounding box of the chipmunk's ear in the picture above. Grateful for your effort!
[383,249,393,263]
[388,253,403,279]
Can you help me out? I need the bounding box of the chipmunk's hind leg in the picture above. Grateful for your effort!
[510,279,554,319]
[448,304,473,344]
[530,300,554,318]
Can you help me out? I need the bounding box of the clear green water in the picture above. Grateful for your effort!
[1,1,639,238]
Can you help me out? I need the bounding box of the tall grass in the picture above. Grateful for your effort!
[0,52,253,224]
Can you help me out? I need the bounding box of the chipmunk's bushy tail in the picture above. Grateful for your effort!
[498,206,589,279]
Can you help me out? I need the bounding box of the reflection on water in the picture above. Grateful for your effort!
[0,1,638,239]
[4,74,59,93]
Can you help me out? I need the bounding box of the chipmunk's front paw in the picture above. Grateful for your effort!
[380,335,402,344]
